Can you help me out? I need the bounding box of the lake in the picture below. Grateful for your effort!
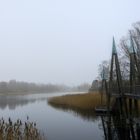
[0,92,103,140]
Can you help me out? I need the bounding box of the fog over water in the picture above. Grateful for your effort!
[0,92,103,140]
[0,0,140,85]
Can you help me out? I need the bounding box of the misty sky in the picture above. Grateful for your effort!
[0,0,140,85]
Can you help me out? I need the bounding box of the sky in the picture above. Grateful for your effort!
[0,0,140,86]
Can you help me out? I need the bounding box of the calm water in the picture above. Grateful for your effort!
[0,92,103,140]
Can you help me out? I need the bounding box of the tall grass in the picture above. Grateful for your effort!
[48,92,106,111]
[0,117,46,140]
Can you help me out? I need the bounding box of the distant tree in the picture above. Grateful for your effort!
[0,82,8,93]
[98,60,110,80]
[0,80,70,94]
[76,83,91,92]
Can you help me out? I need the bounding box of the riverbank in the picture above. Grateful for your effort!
[48,92,106,111]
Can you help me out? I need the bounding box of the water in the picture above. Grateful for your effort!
[0,92,103,140]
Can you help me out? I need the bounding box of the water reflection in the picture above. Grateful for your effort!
[0,93,103,140]
[48,101,97,121]
[99,112,140,140]
[0,94,47,110]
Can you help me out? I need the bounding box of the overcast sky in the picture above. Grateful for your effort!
[0,0,140,85]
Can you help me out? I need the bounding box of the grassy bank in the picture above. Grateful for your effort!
[48,92,140,119]
[48,92,106,111]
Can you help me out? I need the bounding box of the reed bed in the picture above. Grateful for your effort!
[0,117,46,140]
[48,92,106,111]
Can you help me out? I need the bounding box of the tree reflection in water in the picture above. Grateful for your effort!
[0,95,47,110]
[48,101,98,121]
[99,110,140,140]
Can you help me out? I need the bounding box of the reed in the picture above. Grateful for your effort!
[48,92,106,111]
[0,117,46,140]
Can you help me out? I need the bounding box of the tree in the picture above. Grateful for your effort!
[98,60,110,81]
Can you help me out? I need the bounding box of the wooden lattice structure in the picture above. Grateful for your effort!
[95,36,140,140]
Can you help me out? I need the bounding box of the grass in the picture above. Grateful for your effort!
[48,92,106,111]
[0,117,46,140]
[48,92,140,120]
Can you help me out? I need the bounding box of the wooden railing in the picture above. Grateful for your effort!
[111,85,140,94]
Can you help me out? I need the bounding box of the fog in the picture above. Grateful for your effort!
[0,0,140,85]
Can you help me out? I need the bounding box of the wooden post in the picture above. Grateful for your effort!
[110,38,128,117]
[129,34,140,116]
[101,116,108,140]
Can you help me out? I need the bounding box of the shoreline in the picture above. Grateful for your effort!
[0,91,88,96]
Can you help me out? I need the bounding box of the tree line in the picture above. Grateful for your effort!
[0,80,90,94]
